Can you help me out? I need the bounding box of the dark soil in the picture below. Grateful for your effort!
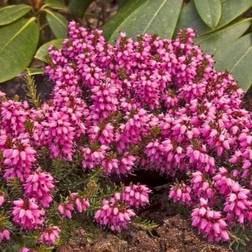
[56,189,231,252]
[57,216,230,252]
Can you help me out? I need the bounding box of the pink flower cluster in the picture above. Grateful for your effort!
[95,184,150,231]
[95,198,136,232]
[0,229,10,243]
[0,191,5,207]
[192,198,229,242]
[24,170,55,208]
[12,198,45,230]
[120,184,151,208]
[58,193,89,218]
[39,226,61,246]
[0,20,251,246]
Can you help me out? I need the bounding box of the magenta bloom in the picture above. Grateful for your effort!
[169,183,192,205]
[2,135,36,181]
[0,229,10,243]
[19,248,30,252]
[69,193,90,213]
[39,226,61,246]
[191,171,215,201]
[12,198,45,230]
[0,192,5,207]
[95,198,135,232]
[81,145,108,170]
[24,170,55,208]
[121,184,151,208]
[0,100,30,136]
[58,201,74,219]
[224,183,252,224]
[192,198,229,242]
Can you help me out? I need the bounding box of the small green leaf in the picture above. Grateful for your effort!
[0,4,32,26]
[103,0,145,40]
[215,33,252,91]
[219,0,252,27]
[0,18,39,83]
[27,67,44,76]
[194,0,222,28]
[176,1,209,36]
[43,0,68,12]
[109,0,183,42]
[196,18,252,55]
[69,0,93,17]
[24,72,41,108]
[35,39,64,62]
[45,9,67,38]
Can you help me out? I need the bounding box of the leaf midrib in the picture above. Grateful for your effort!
[197,18,252,42]
[230,45,252,72]
[142,0,167,33]
[0,18,35,53]
[110,0,148,38]
[0,4,29,13]
[45,8,66,28]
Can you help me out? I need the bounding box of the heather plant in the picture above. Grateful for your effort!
[1,20,252,251]
[1,0,252,94]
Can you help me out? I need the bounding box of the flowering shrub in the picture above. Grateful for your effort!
[0,20,252,249]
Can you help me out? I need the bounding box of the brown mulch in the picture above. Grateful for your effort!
[56,188,232,252]
[57,215,231,252]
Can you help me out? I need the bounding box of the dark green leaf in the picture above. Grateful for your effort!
[219,0,252,27]
[176,1,209,36]
[35,39,64,62]
[108,0,183,42]
[69,0,93,17]
[45,9,67,38]
[44,0,68,12]
[103,0,146,40]
[194,0,222,28]
[215,33,252,70]
[196,18,252,55]
[0,4,32,26]
[176,0,252,37]
[0,18,39,83]
[231,48,252,91]
[215,33,252,91]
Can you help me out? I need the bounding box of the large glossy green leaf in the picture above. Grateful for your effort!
[219,0,252,27]
[108,0,183,42]
[45,9,67,38]
[194,0,222,28]
[0,4,32,26]
[176,1,209,36]
[215,33,252,91]
[103,0,146,40]
[215,33,252,70]
[35,39,64,62]
[44,0,68,12]
[0,18,39,83]
[69,0,93,17]
[195,18,252,55]
[176,0,252,37]
[231,50,252,91]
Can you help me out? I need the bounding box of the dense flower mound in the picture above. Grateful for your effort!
[0,21,252,249]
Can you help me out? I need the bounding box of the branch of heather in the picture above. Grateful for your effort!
[0,21,252,250]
